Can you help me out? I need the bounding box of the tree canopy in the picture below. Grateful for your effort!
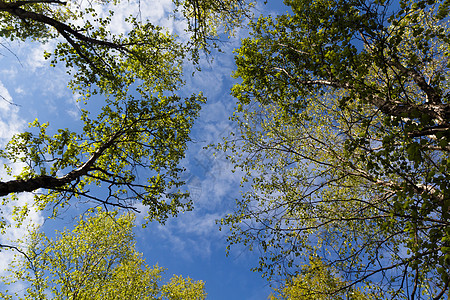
[4,0,450,297]
[0,0,252,237]
[220,0,450,298]
[0,0,253,297]
[0,208,206,299]
[270,257,377,300]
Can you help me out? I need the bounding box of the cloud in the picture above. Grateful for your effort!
[131,35,251,260]
[0,65,18,79]
[14,87,25,95]
[148,212,223,260]
[72,0,177,36]
[0,191,43,265]
[133,145,240,259]
[66,93,82,120]
[0,81,25,142]
[0,82,44,280]
[25,41,56,72]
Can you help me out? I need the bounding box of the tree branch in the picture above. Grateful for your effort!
[0,1,127,52]
[0,243,34,266]
[0,130,122,196]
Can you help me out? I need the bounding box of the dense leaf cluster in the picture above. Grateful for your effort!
[0,208,207,299]
[220,0,450,298]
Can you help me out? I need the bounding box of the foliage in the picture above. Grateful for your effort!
[0,208,206,299]
[219,0,450,298]
[270,257,378,300]
[173,0,254,50]
[0,0,253,236]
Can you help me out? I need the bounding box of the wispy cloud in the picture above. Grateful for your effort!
[66,93,83,120]
[25,41,55,72]
[0,82,44,279]
[133,37,251,260]
[0,81,25,141]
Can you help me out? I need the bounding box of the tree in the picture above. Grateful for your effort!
[270,257,378,300]
[0,0,252,236]
[0,208,207,299]
[219,0,450,298]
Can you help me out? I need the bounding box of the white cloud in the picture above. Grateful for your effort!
[131,37,250,258]
[148,212,222,260]
[181,212,224,236]
[0,191,43,270]
[14,87,25,95]
[0,82,44,279]
[0,81,25,142]
[0,39,72,114]
[26,41,56,72]
[71,0,177,36]
[0,65,18,79]
[137,139,244,260]
[66,93,82,120]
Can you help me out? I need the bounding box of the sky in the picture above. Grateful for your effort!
[0,0,289,299]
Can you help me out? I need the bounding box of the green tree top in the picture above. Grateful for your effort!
[0,208,207,299]
[0,0,253,234]
[219,0,450,298]
[270,257,379,300]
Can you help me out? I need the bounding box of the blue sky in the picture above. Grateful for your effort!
[0,0,288,299]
